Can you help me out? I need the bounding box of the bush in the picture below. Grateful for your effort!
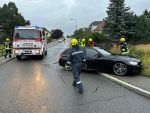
[87,32,107,43]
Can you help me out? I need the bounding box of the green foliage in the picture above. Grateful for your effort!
[0,2,30,39]
[73,28,85,39]
[133,12,150,43]
[51,29,63,39]
[73,27,107,43]
[87,32,107,43]
[104,0,135,39]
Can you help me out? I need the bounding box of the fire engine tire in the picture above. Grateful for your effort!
[16,56,21,60]
[45,51,47,55]
[39,53,44,59]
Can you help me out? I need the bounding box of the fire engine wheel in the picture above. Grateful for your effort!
[16,56,21,60]
[45,51,47,55]
[39,54,44,59]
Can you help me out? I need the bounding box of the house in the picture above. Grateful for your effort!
[89,21,105,33]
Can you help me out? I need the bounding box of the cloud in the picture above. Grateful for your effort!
[1,0,150,35]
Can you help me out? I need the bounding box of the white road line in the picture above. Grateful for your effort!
[99,73,150,98]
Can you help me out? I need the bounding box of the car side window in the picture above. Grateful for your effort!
[86,48,100,59]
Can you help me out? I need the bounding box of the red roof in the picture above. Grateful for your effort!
[93,21,105,32]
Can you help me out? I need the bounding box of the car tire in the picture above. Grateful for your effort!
[113,62,128,76]
[64,63,72,71]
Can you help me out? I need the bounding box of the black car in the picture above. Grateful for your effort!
[59,47,143,76]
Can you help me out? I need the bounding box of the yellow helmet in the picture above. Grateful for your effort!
[6,38,10,41]
[120,37,125,42]
[88,38,93,42]
[81,38,86,42]
[70,38,78,46]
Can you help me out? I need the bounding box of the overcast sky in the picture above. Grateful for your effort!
[1,0,150,35]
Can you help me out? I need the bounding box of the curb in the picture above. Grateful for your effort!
[99,73,150,98]
[0,56,16,64]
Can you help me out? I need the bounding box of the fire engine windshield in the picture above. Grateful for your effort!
[14,29,39,39]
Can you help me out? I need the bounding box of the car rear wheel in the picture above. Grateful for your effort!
[113,62,128,76]
[64,63,72,71]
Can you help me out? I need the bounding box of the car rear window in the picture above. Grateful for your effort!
[63,49,72,55]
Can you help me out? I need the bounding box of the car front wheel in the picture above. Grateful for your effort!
[113,62,128,76]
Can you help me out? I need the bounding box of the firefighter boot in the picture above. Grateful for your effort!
[78,83,84,94]
[72,80,77,87]
[4,54,7,58]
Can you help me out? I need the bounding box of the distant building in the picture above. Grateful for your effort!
[89,21,105,33]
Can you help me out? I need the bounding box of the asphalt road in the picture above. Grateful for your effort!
[0,39,149,113]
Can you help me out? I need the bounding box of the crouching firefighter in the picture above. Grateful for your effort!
[120,37,129,55]
[4,38,12,58]
[66,38,85,94]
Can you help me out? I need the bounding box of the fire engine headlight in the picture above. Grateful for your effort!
[35,50,40,53]
[15,50,19,53]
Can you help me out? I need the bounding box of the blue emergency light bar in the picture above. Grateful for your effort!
[15,26,41,29]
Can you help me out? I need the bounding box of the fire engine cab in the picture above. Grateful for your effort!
[13,26,49,60]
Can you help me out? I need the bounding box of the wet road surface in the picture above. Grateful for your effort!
[0,40,149,113]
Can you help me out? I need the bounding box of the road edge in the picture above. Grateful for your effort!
[99,73,150,98]
[0,56,16,64]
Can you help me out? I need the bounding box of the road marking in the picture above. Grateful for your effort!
[99,73,150,98]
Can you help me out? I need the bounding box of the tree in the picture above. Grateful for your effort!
[51,29,63,39]
[104,0,135,40]
[134,14,150,42]
[87,32,106,43]
[0,2,30,38]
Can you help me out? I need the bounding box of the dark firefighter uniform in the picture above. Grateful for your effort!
[120,38,129,55]
[67,38,85,94]
[4,38,12,58]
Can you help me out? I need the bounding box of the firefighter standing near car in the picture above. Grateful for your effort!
[4,37,12,58]
[66,38,85,94]
[88,38,96,47]
[120,37,129,55]
[79,38,86,47]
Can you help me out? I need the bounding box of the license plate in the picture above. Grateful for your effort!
[23,50,31,53]
[22,43,33,47]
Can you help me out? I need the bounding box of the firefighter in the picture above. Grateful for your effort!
[120,37,129,55]
[63,37,66,43]
[66,38,85,94]
[88,38,95,47]
[4,38,12,58]
[79,38,86,47]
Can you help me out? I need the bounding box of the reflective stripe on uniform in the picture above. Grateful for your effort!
[67,61,71,64]
[72,51,83,55]
[76,81,81,84]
